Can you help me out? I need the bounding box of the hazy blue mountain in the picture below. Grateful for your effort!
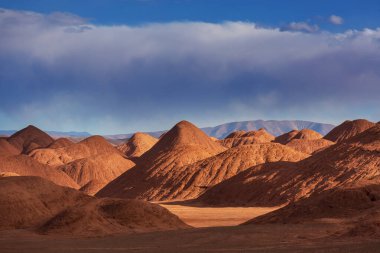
[106,120,335,140]
[1,120,334,141]
[0,130,91,138]
[201,120,335,139]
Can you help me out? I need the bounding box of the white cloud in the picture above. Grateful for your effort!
[281,22,319,33]
[0,9,379,133]
[329,15,344,25]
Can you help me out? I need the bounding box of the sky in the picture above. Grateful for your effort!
[0,0,379,134]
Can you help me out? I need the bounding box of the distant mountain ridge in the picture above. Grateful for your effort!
[202,120,335,138]
[0,120,335,140]
[0,130,91,138]
[106,120,335,140]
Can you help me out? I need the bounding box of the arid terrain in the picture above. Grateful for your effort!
[0,119,379,252]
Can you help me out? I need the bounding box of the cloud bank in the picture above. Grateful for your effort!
[0,8,379,133]
[329,15,344,25]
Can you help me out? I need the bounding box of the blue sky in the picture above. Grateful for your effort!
[0,1,379,134]
[1,0,379,30]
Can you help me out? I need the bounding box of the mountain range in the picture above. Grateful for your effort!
[0,120,334,142]
[0,130,91,138]
[105,120,335,140]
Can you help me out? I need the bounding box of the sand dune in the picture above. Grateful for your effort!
[198,123,380,206]
[0,176,189,235]
[117,132,158,158]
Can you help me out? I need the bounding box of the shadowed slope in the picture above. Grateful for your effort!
[29,135,120,166]
[198,124,380,206]
[97,121,226,201]
[274,130,299,144]
[0,176,189,235]
[0,138,19,156]
[246,184,380,238]
[117,132,158,158]
[60,153,135,195]
[7,125,54,154]
[286,139,335,154]
[47,138,74,149]
[154,143,308,201]
[324,119,375,143]
[0,155,79,188]
[246,184,380,224]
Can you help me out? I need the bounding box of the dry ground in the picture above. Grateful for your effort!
[1,202,379,253]
[1,222,380,253]
[159,202,280,227]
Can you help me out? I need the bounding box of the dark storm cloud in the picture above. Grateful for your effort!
[0,8,379,133]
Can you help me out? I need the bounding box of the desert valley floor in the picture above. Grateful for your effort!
[0,119,380,252]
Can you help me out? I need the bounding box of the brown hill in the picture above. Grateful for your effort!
[0,138,19,156]
[29,135,120,166]
[60,153,136,195]
[286,139,335,154]
[274,130,299,144]
[197,123,380,206]
[79,179,105,196]
[274,129,322,145]
[96,120,226,200]
[142,143,308,201]
[47,138,74,149]
[7,125,54,153]
[0,176,188,235]
[324,119,375,143]
[117,132,158,158]
[220,128,275,148]
[246,184,380,224]
[225,130,246,139]
[292,129,323,140]
[0,155,79,188]
[246,184,380,238]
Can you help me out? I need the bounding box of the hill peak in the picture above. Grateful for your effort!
[79,135,111,146]
[148,120,224,153]
[293,129,322,140]
[8,125,53,153]
[117,132,158,158]
[324,119,375,143]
